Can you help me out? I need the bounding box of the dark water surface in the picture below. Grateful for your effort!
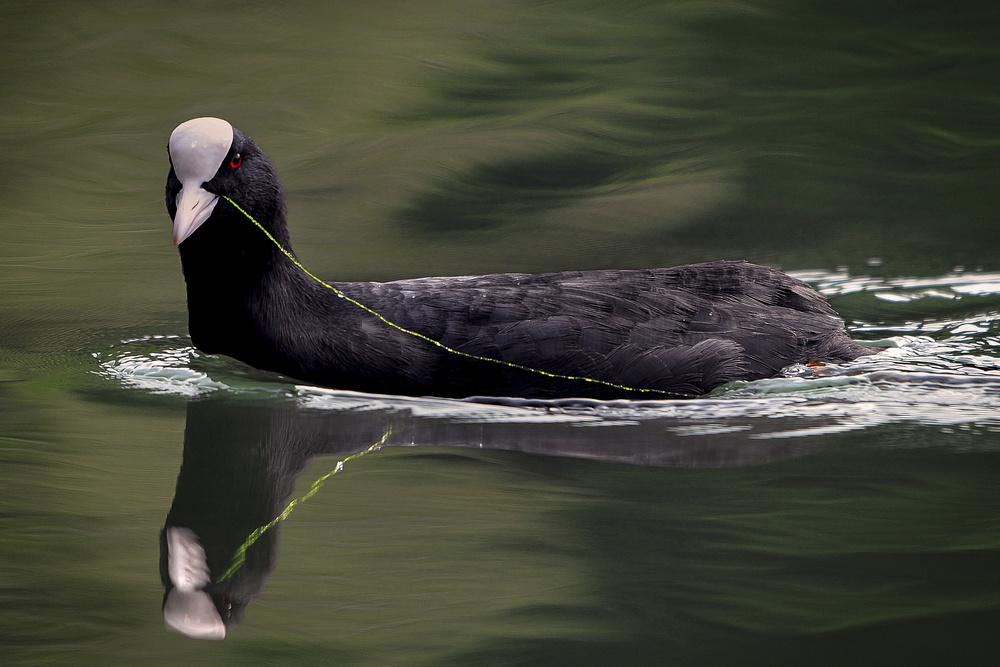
[3,1,1000,664]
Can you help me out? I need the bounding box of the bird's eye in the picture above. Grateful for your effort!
[230,154,241,169]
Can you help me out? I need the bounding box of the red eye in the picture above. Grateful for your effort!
[230,154,241,169]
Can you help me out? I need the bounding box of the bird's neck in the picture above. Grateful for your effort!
[178,209,319,361]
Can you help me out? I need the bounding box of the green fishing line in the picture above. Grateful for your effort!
[215,427,392,584]
[212,195,693,582]
[222,195,692,399]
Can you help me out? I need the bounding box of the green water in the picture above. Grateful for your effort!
[3,1,1000,664]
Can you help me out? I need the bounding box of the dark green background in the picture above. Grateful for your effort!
[2,1,999,664]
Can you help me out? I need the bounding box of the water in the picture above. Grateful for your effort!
[3,1,1000,664]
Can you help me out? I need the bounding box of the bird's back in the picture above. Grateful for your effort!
[322,260,866,399]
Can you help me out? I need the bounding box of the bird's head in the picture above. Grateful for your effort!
[165,117,287,249]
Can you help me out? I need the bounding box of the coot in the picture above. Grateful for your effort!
[166,117,871,399]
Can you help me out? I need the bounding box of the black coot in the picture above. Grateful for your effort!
[166,117,871,399]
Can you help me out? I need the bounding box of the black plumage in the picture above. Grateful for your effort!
[166,118,872,399]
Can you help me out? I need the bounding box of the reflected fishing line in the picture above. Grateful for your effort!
[215,427,392,584]
[222,196,691,399]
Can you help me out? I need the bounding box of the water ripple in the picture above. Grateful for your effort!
[93,270,1000,443]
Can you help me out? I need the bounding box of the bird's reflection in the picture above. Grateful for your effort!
[160,397,388,639]
[160,393,825,639]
